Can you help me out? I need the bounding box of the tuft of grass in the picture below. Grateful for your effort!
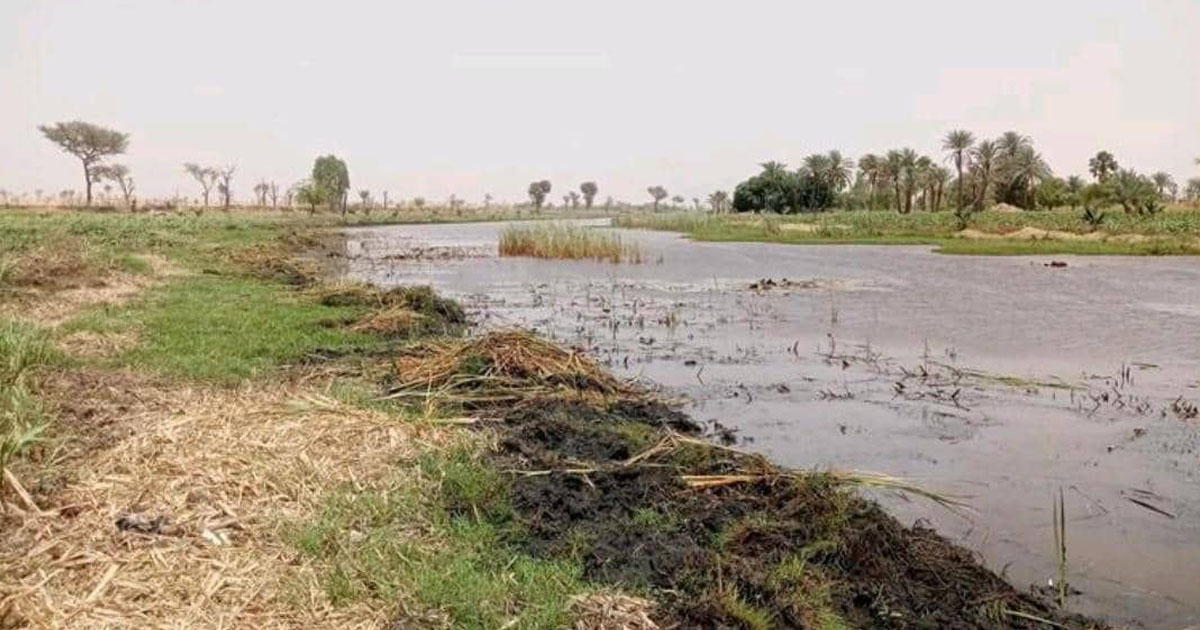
[288,444,584,630]
[499,223,644,263]
[0,318,57,467]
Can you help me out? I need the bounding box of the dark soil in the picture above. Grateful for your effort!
[492,399,1106,630]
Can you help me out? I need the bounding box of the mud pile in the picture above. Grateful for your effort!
[492,399,1104,629]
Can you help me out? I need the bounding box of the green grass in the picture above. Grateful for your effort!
[288,443,585,629]
[65,274,379,383]
[499,223,644,263]
[0,318,58,467]
[614,208,1200,255]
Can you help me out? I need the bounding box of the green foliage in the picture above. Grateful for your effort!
[0,319,57,467]
[1088,151,1119,182]
[1111,169,1161,215]
[579,181,598,208]
[38,120,130,206]
[289,445,582,630]
[68,274,378,383]
[312,155,351,213]
[732,162,835,213]
[527,180,552,209]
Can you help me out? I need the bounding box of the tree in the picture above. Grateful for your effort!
[268,182,279,209]
[312,155,350,217]
[1065,175,1086,209]
[647,186,668,210]
[92,164,135,209]
[1111,169,1160,214]
[216,166,235,211]
[1088,151,1118,182]
[413,197,426,211]
[38,121,129,206]
[942,129,975,211]
[482,193,491,208]
[857,154,882,209]
[1151,172,1175,199]
[295,180,322,214]
[708,190,730,213]
[883,150,904,211]
[1185,177,1200,206]
[970,140,998,210]
[731,163,833,213]
[899,148,919,213]
[184,163,219,207]
[359,190,372,214]
[568,191,581,209]
[670,195,685,207]
[580,181,598,208]
[527,180,552,209]
[253,181,270,206]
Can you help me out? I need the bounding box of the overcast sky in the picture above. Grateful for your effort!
[2,0,1198,204]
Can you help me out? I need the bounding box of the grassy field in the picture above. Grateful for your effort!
[613,207,1200,255]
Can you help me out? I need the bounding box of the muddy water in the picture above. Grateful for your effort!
[343,220,1200,628]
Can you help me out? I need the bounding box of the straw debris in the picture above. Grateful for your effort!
[383,330,641,408]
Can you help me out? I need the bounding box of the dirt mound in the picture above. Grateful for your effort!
[990,203,1024,213]
[490,399,1105,629]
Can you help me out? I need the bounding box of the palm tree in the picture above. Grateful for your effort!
[1151,171,1176,199]
[899,148,919,213]
[760,161,788,178]
[970,140,998,210]
[930,166,951,211]
[884,150,904,212]
[1009,146,1051,208]
[857,154,881,209]
[826,150,853,192]
[802,154,831,182]
[1088,151,1119,182]
[942,130,975,211]
[997,131,1031,158]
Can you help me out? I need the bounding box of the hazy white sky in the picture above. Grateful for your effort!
[2,0,1198,203]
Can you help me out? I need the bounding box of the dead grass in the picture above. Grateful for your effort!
[383,330,642,408]
[570,592,659,630]
[498,224,644,263]
[0,378,454,629]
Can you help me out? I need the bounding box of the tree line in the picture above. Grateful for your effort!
[25,120,1200,216]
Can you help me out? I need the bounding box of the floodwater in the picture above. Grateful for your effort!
[342,219,1200,628]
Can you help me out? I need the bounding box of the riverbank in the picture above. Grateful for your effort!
[1,210,1106,628]
[613,207,1200,255]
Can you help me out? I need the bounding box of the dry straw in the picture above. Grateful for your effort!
[1,378,453,629]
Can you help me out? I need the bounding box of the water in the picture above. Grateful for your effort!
[342,219,1200,628]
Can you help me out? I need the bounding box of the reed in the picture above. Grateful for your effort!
[498,223,643,263]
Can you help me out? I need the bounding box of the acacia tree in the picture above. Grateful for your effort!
[647,186,668,210]
[217,166,235,211]
[579,181,598,208]
[312,155,350,217]
[184,163,219,206]
[527,180,552,209]
[38,121,129,206]
[942,129,975,211]
[92,164,135,209]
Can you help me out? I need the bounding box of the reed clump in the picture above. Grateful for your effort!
[383,329,640,408]
[498,224,644,263]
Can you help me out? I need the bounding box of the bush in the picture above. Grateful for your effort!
[732,168,834,214]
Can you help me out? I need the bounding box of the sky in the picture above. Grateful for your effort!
[1,0,1198,204]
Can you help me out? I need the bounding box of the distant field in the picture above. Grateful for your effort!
[614,206,1200,255]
